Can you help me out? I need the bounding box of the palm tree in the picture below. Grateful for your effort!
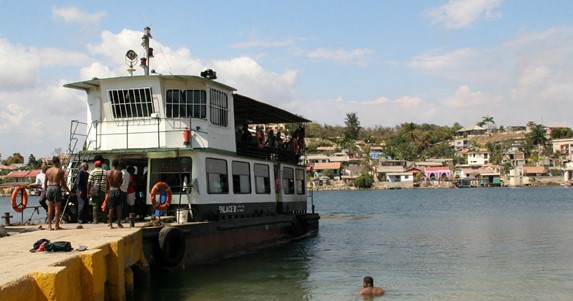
[478,115,495,130]
[527,124,547,149]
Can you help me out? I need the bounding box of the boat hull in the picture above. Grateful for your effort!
[142,213,319,269]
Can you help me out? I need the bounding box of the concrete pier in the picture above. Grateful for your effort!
[0,224,149,301]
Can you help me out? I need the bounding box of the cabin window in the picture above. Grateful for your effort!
[232,161,251,194]
[209,89,228,127]
[149,157,192,194]
[254,164,271,194]
[166,89,207,119]
[206,158,228,194]
[108,88,154,119]
[282,167,295,195]
[295,168,305,195]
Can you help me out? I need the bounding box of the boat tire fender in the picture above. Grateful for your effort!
[157,226,185,268]
[11,186,28,213]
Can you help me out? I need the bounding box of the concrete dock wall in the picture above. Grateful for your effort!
[0,226,148,301]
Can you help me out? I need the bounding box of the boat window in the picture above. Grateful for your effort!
[108,88,154,118]
[295,168,305,195]
[254,164,271,194]
[206,158,228,194]
[232,161,251,194]
[166,89,207,119]
[282,167,294,195]
[149,157,192,194]
[210,89,228,127]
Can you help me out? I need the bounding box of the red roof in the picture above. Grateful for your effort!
[523,166,546,174]
[5,169,41,178]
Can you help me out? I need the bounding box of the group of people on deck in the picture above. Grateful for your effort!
[237,124,305,163]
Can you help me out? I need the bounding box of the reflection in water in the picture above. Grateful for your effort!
[140,241,314,301]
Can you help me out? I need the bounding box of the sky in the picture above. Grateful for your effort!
[1,0,573,160]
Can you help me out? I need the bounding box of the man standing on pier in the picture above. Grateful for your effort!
[106,160,124,229]
[44,156,72,230]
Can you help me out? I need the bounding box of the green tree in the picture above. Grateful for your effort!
[526,124,547,148]
[27,154,40,169]
[4,152,25,165]
[477,115,495,128]
[344,112,361,140]
[353,172,373,188]
[550,127,573,139]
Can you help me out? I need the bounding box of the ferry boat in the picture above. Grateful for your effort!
[63,27,319,269]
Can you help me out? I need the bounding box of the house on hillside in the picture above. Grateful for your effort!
[456,124,486,137]
[312,162,342,179]
[522,166,546,186]
[423,166,452,180]
[552,138,573,161]
[467,148,489,166]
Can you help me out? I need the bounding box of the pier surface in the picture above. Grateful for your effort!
[0,223,147,301]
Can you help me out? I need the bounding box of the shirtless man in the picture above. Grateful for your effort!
[44,156,71,230]
[106,160,124,229]
[358,276,385,297]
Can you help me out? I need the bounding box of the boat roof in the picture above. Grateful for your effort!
[63,74,237,92]
[234,94,310,125]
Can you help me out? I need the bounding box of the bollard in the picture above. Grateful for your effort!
[129,213,135,227]
[3,212,13,225]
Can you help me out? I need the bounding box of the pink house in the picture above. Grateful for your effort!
[424,166,452,180]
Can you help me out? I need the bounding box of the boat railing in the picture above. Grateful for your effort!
[236,142,302,165]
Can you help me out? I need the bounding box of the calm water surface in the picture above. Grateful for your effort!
[3,187,573,300]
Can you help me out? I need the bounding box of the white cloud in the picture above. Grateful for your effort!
[445,85,497,107]
[426,0,502,29]
[307,48,375,66]
[52,6,106,26]
[408,48,476,71]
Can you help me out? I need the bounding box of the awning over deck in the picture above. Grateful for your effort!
[233,94,310,125]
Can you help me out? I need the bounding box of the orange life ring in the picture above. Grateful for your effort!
[11,186,28,213]
[151,182,172,211]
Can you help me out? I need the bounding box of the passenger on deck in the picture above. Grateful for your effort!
[265,129,276,148]
[256,125,265,149]
[241,124,254,145]
[276,131,284,149]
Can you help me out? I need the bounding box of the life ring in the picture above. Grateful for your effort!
[11,186,28,213]
[151,182,172,211]
[157,226,186,268]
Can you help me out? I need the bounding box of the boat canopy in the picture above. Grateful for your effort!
[233,94,310,125]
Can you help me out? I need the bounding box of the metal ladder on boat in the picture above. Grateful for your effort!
[63,120,95,191]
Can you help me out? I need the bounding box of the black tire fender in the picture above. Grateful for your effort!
[157,226,186,268]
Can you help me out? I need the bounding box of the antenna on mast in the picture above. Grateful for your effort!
[140,26,153,76]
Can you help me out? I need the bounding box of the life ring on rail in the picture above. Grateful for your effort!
[11,186,28,213]
[157,226,186,268]
[151,182,172,211]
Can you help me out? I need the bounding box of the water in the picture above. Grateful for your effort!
[3,187,573,300]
